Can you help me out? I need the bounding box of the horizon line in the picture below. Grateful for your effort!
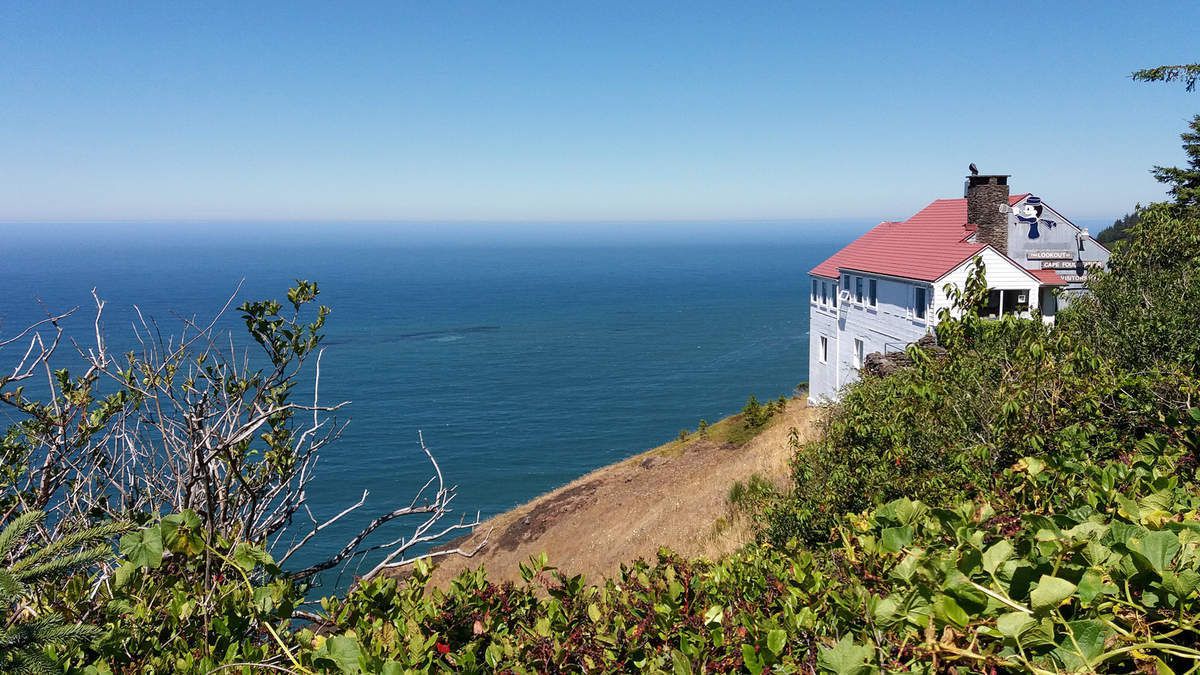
[0,213,1121,227]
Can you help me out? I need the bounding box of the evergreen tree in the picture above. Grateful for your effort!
[1152,114,1200,210]
[1133,62,1200,210]
[1095,206,1140,245]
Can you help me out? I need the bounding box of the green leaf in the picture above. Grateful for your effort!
[996,611,1035,639]
[1163,569,1200,598]
[703,605,724,625]
[231,542,274,571]
[161,510,205,556]
[672,650,691,675]
[943,570,987,613]
[1019,456,1046,476]
[318,635,364,674]
[112,561,138,589]
[982,540,1014,574]
[742,644,763,675]
[119,526,163,569]
[766,629,786,657]
[1030,575,1076,614]
[816,636,874,675]
[932,594,969,628]
[1066,620,1109,663]
[484,643,503,669]
[1076,570,1114,606]
[1129,529,1181,575]
[879,526,913,553]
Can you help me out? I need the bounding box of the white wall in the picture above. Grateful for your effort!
[808,271,931,404]
[807,276,840,403]
[933,248,1041,319]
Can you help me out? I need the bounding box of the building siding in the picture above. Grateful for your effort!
[1005,197,1111,292]
[807,271,932,404]
[807,287,839,403]
[932,247,1042,318]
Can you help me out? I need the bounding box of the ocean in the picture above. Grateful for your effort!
[2,222,859,586]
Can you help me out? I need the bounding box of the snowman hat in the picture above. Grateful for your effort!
[1025,196,1043,206]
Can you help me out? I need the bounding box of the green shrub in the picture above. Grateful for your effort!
[277,416,1200,673]
[1060,202,1200,380]
[74,511,305,673]
[766,250,1188,548]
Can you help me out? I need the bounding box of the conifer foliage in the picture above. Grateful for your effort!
[0,512,124,674]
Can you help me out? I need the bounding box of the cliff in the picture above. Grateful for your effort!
[426,398,819,587]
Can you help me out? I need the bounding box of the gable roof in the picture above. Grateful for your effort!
[811,194,1028,282]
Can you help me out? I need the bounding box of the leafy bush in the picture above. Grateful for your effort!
[54,509,305,673]
[259,414,1200,673]
[1061,202,1200,379]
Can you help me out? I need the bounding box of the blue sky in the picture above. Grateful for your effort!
[1,2,1198,225]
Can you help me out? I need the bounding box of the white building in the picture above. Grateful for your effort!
[807,172,1109,404]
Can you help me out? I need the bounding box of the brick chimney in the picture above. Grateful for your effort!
[966,173,1010,253]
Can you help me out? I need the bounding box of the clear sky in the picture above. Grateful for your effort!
[2,2,1198,225]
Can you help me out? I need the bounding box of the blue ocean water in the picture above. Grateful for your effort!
[1,223,858,584]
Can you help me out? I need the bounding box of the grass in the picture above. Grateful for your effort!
[647,396,796,464]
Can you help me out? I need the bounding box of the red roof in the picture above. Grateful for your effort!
[811,194,1030,282]
[1030,269,1069,286]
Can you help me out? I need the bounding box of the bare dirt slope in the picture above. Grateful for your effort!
[428,398,820,587]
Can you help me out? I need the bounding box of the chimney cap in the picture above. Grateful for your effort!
[966,174,1010,187]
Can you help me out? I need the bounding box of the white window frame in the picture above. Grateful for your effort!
[819,336,828,364]
[855,276,864,304]
[853,338,864,369]
[868,278,877,307]
[811,279,818,302]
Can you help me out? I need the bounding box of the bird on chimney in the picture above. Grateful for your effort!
[969,163,979,176]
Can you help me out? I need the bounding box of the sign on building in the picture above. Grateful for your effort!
[1027,249,1074,260]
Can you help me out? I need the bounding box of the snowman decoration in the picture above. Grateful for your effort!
[1014,196,1057,239]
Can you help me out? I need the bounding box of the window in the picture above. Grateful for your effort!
[855,277,863,303]
[819,336,828,363]
[821,282,828,305]
[915,287,927,319]
[811,279,818,302]
[868,279,877,307]
[843,274,850,291]
[832,282,838,307]
[853,338,864,369]
[983,289,1031,318]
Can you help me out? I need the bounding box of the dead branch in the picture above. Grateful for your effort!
[0,284,481,580]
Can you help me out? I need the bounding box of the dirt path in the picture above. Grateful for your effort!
[426,398,820,587]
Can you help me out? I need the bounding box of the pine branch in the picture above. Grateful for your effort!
[0,511,41,561]
[1132,63,1200,91]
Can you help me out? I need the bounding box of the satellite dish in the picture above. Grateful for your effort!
[969,163,979,176]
